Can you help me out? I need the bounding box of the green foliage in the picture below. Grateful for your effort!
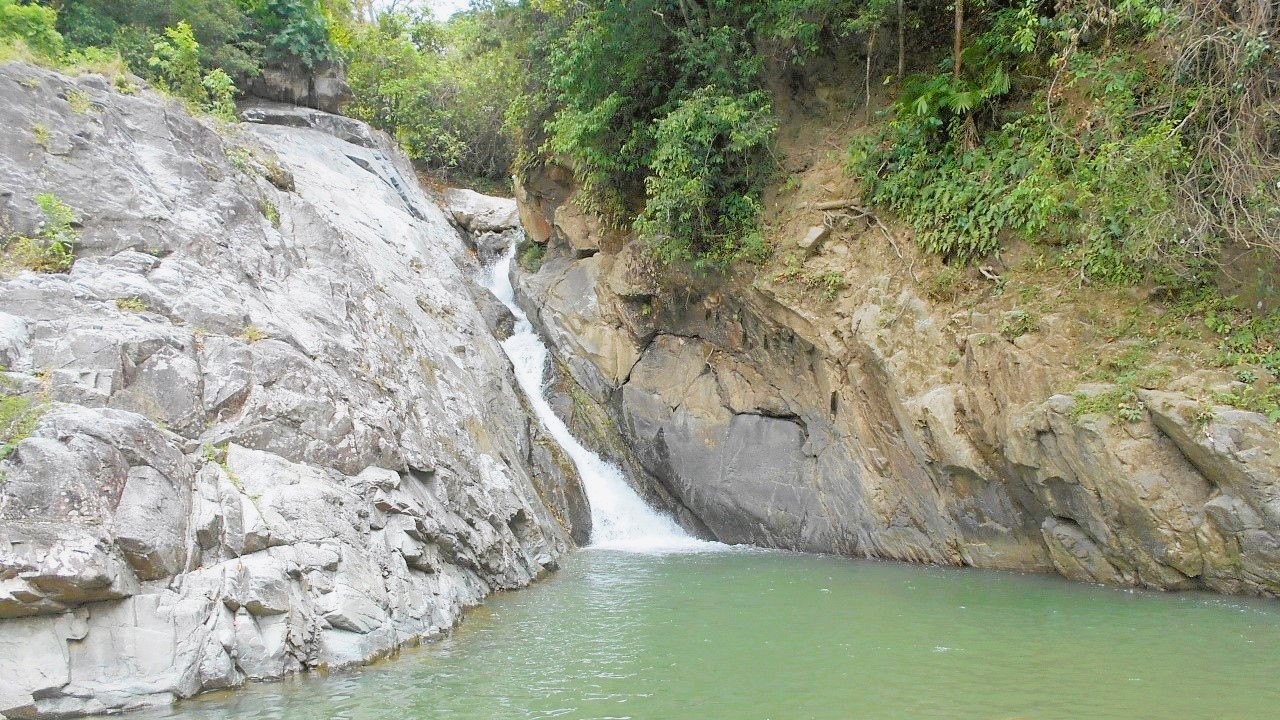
[255,0,333,69]
[201,442,242,487]
[1070,386,1146,424]
[65,88,92,113]
[227,146,254,172]
[1213,385,1280,424]
[240,324,269,342]
[339,9,522,184]
[58,0,334,77]
[848,1,1277,283]
[1195,295,1280,378]
[0,390,43,465]
[0,0,64,57]
[518,238,546,272]
[850,44,1191,275]
[998,309,1037,341]
[258,197,280,227]
[115,296,146,312]
[536,1,789,267]
[749,0,893,61]
[149,22,206,101]
[926,265,964,301]
[4,193,78,274]
[201,68,237,120]
[636,87,774,266]
[30,123,50,150]
[815,270,847,300]
[149,23,242,119]
[772,255,847,300]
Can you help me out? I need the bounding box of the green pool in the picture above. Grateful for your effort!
[129,548,1280,720]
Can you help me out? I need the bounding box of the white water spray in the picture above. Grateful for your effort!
[479,242,713,553]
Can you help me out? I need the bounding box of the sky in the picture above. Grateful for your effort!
[423,0,472,18]
[372,0,471,19]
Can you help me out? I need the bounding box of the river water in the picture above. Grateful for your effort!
[133,549,1280,720]
[122,243,1280,720]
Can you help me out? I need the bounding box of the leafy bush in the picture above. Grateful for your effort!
[149,21,205,101]
[59,0,259,74]
[255,0,334,69]
[0,0,64,57]
[57,0,333,78]
[535,1,783,267]
[636,87,774,266]
[339,9,523,186]
[202,67,237,120]
[4,193,78,274]
[847,1,1277,285]
[149,22,241,119]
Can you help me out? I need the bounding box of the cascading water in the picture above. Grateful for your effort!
[479,241,714,553]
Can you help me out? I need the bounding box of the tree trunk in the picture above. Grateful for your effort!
[866,30,878,123]
[953,0,964,80]
[897,0,906,79]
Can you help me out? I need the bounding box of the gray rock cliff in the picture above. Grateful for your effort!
[514,165,1280,600]
[0,64,585,718]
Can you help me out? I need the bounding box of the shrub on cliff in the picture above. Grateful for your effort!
[255,0,335,69]
[636,87,774,267]
[149,22,238,120]
[55,0,337,82]
[536,1,780,268]
[3,193,78,275]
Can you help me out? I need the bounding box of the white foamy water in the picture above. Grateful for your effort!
[479,242,714,553]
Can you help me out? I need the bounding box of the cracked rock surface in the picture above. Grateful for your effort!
[0,64,585,718]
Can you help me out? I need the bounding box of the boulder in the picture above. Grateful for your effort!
[243,62,353,115]
[444,188,520,233]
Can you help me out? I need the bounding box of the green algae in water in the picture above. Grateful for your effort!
[129,550,1280,720]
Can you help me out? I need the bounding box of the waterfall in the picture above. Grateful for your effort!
[479,242,714,553]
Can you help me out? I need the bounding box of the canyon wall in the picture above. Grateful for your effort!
[514,165,1280,600]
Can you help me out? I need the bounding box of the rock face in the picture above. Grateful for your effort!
[243,61,353,115]
[514,165,1280,600]
[444,188,520,235]
[0,64,586,718]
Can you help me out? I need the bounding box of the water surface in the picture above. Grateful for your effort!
[134,549,1280,720]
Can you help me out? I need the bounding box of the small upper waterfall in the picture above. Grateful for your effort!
[479,242,713,553]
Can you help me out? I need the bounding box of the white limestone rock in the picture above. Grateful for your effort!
[0,63,585,718]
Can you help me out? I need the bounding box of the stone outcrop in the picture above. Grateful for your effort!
[444,188,520,235]
[0,64,586,718]
[514,165,1280,600]
[243,61,353,115]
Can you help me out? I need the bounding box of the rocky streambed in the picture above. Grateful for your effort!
[0,64,586,718]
